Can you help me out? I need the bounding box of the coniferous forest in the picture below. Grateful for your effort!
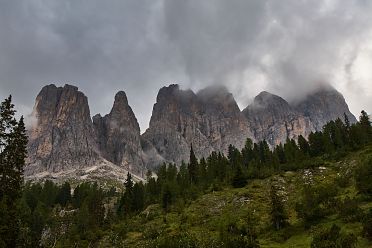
[1,95,372,247]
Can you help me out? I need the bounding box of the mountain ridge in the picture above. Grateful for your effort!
[25,83,357,181]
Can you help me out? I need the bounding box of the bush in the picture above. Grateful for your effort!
[152,233,198,248]
[296,182,339,227]
[219,215,260,248]
[337,197,363,222]
[363,209,372,241]
[355,155,372,196]
[311,224,357,248]
[335,167,353,188]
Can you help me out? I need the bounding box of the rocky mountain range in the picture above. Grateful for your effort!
[142,84,254,168]
[25,83,356,181]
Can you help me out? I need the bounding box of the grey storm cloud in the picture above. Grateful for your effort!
[0,0,372,132]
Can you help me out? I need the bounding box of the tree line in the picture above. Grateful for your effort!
[117,111,372,216]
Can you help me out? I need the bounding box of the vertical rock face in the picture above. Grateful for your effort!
[142,84,254,166]
[25,83,357,180]
[197,85,254,151]
[243,91,315,147]
[26,84,99,174]
[241,86,357,147]
[294,86,357,130]
[93,91,145,176]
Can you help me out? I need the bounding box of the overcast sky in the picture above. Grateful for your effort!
[1,0,372,132]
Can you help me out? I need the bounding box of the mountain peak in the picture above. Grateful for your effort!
[26,84,99,175]
[114,90,128,102]
[112,91,129,112]
[251,91,289,109]
[295,86,357,130]
[93,90,144,176]
[197,85,229,96]
[63,84,79,91]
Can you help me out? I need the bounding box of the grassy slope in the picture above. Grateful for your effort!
[106,146,372,247]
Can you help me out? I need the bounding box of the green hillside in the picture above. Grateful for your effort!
[98,146,372,247]
[1,95,372,247]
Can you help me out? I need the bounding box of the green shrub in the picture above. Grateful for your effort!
[311,224,357,248]
[337,197,363,222]
[363,209,372,241]
[355,155,372,196]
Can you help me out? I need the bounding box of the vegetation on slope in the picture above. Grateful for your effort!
[1,95,372,247]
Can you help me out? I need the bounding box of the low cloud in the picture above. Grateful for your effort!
[0,0,371,131]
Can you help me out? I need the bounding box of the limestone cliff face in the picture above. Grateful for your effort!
[242,86,357,147]
[142,84,254,166]
[294,86,357,130]
[93,91,145,177]
[25,83,357,179]
[243,91,314,147]
[197,86,253,151]
[26,84,100,174]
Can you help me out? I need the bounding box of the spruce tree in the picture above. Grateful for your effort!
[0,96,28,246]
[270,185,288,230]
[56,182,71,207]
[298,135,310,156]
[188,144,198,184]
[132,182,145,212]
[118,172,135,216]
[232,165,247,188]
[242,138,253,166]
[162,183,173,212]
[359,110,371,143]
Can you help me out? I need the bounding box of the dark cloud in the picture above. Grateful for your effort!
[0,0,371,132]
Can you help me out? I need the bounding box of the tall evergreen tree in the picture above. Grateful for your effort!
[118,173,135,216]
[242,138,253,166]
[188,144,198,184]
[0,96,28,246]
[132,182,145,212]
[270,185,288,230]
[298,135,310,156]
[232,165,247,188]
[56,182,71,207]
[359,110,371,144]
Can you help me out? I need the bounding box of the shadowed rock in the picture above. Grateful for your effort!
[26,84,100,174]
[294,86,357,130]
[243,91,314,147]
[93,91,145,177]
[142,84,254,167]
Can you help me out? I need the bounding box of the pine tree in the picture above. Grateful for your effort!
[0,96,28,246]
[308,131,325,157]
[242,138,253,166]
[359,110,371,144]
[344,113,350,129]
[232,165,247,188]
[132,182,145,212]
[56,182,71,207]
[275,143,286,164]
[270,185,288,230]
[298,135,310,156]
[162,183,173,212]
[188,144,198,184]
[118,173,135,216]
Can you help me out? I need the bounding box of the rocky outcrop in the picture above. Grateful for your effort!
[294,86,357,130]
[26,84,100,175]
[25,83,357,180]
[93,91,145,177]
[26,85,147,181]
[242,86,357,147]
[142,84,254,166]
[197,85,254,151]
[243,91,315,147]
